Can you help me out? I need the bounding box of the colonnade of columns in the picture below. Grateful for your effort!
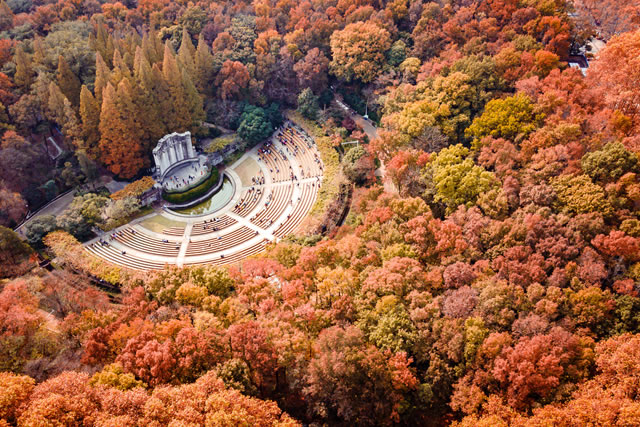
[153,132,197,177]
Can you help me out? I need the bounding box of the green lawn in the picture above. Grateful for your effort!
[139,214,187,233]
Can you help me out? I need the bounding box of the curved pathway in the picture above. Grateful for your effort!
[335,98,396,193]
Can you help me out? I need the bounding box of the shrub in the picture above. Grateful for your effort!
[110,176,155,200]
[237,105,274,145]
[343,145,375,186]
[297,88,320,120]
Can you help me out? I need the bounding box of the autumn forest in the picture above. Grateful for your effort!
[2,0,640,425]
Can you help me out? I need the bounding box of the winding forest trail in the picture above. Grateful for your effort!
[336,98,396,193]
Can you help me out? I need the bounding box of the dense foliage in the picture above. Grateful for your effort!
[2,0,640,425]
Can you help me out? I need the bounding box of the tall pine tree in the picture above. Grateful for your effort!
[56,55,81,108]
[0,102,12,133]
[111,49,132,87]
[98,83,145,178]
[122,32,142,65]
[32,74,51,112]
[47,82,82,147]
[142,29,163,65]
[162,42,191,131]
[178,27,196,79]
[79,85,101,160]
[13,45,34,90]
[105,34,116,68]
[133,47,166,147]
[90,21,115,69]
[182,68,205,131]
[151,63,174,134]
[194,34,215,96]
[0,1,14,32]
[94,52,110,107]
[118,78,146,146]
[32,36,45,65]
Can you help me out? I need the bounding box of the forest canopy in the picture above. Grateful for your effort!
[2,0,640,425]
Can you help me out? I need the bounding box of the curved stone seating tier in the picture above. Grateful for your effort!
[292,136,323,177]
[280,129,323,178]
[185,226,257,256]
[86,243,170,271]
[259,149,290,183]
[191,216,237,236]
[114,228,181,256]
[233,188,262,217]
[84,122,324,271]
[184,241,267,267]
[251,184,294,229]
[274,182,318,238]
[162,226,186,236]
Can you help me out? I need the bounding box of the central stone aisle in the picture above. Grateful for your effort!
[176,223,193,267]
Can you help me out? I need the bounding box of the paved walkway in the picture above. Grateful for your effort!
[163,160,210,191]
[336,98,396,194]
[16,177,128,236]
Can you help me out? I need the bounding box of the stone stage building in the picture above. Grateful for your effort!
[153,132,198,178]
[152,132,212,192]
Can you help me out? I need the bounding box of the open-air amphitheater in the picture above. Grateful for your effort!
[85,122,323,271]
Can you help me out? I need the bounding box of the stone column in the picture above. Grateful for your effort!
[158,151,165,174]
[168,145,176,164]
[177,142,185,161]
[173,144,179,162]
[161,151,169,174]
[187,139,195,158]
[155,151,161,175]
